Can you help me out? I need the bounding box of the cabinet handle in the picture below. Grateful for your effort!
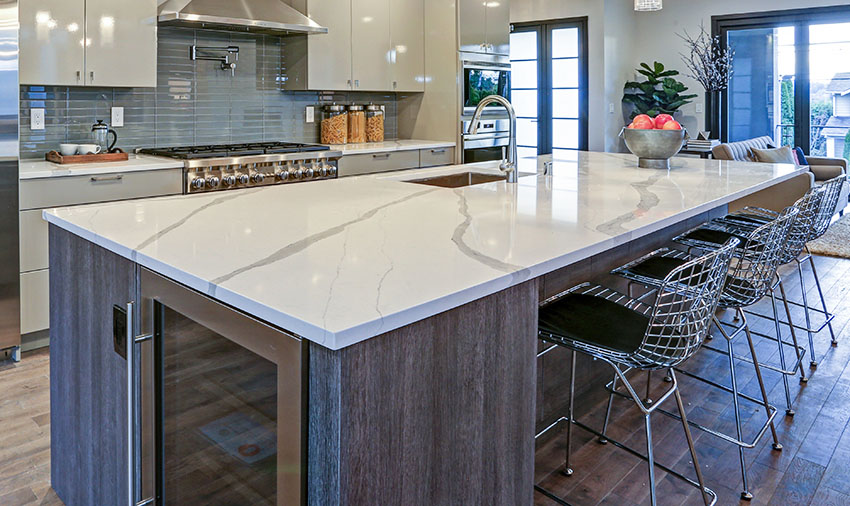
[91,174,124,182]
[372,153,391,159]
[347,79,351,88]
[76,70,81,83]
[354,80,360,88]
[90,71,94,83]
[430,148,446,154]
[392,81,397,90]
[125,301,154,506]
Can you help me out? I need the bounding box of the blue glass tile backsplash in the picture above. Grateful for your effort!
[19,27,399,159]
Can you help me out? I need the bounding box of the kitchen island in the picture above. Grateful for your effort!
[43,152,808,505]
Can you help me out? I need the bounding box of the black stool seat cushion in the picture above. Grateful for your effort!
[539,293,649,354]
[680,228,746,246]
[726,213,770,226]
[623,255,690,282]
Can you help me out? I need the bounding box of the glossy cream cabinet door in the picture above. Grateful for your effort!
[485,0,511,56]
[20,0,86,86]
[390,0,424,92]
[308,0,352,90]
[84,0,157,87]
[351,0,392,91]
[458,0,486,54]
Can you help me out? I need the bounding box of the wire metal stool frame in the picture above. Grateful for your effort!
[711,176,846,366]
[535,239,737,506]
[610,206,799,500]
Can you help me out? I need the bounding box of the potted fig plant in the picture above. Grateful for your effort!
[623,61,697,119]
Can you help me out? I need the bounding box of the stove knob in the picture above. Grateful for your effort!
[304,167,315,178]
[251,172,265,184]
[206,176,220,189]
[238,173,250,185]
[328,165,338,176]
[292,168,304,180]
[319,165,329,177]
[191,177,206,190]
[277,170,289,181]
[222,174,237,187]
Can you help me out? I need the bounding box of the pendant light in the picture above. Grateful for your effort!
[634,0,662,11]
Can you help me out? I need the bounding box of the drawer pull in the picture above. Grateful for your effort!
[372,153,391,159]
[430,148,446,154]
[90,174,124,183]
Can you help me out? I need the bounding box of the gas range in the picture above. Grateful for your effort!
[139,142,342,194]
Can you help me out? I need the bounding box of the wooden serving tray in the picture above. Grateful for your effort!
[46,149,128,164]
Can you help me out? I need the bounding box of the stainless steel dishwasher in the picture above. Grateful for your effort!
[124,268,305,505]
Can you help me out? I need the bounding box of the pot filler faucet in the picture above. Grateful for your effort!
[467,95,518,183]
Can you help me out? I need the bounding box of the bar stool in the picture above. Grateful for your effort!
[717,175,846,365]
[610,206,799,500]
[536,239,738,506]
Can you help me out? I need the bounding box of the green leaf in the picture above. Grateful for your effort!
[653,61,664,73]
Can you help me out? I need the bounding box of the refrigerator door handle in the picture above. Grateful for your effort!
[126,301,155,506]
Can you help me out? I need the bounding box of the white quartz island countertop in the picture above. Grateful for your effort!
[43,152,805,350]
[20,154,183,180]
[333,139,455,155]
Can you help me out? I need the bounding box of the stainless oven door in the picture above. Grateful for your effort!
[462,118,511,163]
[128,268,304,506]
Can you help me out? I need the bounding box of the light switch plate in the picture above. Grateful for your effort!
[305,106,314,123]
[111,107,124,127]
[695,102,704,114]
[608,103,615,114]
[31,108,44,130]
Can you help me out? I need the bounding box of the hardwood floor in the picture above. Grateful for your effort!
[3,255,850,505]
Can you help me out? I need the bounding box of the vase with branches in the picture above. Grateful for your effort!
[679,23,734,138]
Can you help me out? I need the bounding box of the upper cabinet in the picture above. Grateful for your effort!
[286,0,424,92]
[20,0,157,87]
[459,0,510,56]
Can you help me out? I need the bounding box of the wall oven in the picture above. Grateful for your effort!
[462,118,512,163]
[462,59,511,115]
[126,268,305,505]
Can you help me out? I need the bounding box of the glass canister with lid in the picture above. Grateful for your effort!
[321,104,348,145]
[365,104,385,142]
[347,104,366,143]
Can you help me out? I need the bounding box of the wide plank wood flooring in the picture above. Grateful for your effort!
[2,255,850,505]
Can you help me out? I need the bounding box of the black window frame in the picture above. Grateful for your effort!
[713,5,850,150]
[510,17,589,155]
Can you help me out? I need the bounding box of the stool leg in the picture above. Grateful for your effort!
[727,335,753,500]
[808,254,837,347]
[778,279,808,385]
[564,349,576,476]
[742,310,782,451]
[671,371,712,506]
[645,370,653,405]
[797,262,817,367]
[599,373,618,445]
[771,287,796,416]
[644,411,657,506]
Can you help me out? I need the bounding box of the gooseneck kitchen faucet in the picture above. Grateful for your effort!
[467,95,518,183]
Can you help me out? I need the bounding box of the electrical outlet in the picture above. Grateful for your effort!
[111,107,124,127]
[305,106,314,123]
[608,103,615,114]
[31,108,44,130]
[695,102,704,114]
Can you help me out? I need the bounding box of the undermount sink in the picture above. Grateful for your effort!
[405,171,531,188]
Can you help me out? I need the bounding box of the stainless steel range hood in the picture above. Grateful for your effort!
[158,0,328,35]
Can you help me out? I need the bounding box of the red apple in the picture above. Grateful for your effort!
[634,114,653,124]
[662,120,682,130]
[632,116,655,129]
[654,114,674,129]
[627,122,637,129]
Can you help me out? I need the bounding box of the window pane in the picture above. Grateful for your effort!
[553,89,579,119]
[512,89,537,118]
[808,22,850,161]
[510,31,537,61]
[552,58,579,88]
[511,60,537,89]
[553,119,579,149]
[552,27,579,58]
[517,118,538,146]
[517,146,538,160]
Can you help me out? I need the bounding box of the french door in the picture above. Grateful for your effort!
[715,6,850,162]
[510,18,588,160]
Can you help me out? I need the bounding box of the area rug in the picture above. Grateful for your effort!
[808,213,850,259]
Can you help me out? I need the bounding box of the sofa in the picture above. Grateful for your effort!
[712,135,848,214]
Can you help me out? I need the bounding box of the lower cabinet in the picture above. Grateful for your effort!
[338,147,456,177]
[19,168,183,337]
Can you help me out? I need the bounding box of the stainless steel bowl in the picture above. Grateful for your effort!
[620,128,687,169]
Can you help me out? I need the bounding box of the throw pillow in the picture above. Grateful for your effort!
[751,146,797,165]
[793,147,809,166]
